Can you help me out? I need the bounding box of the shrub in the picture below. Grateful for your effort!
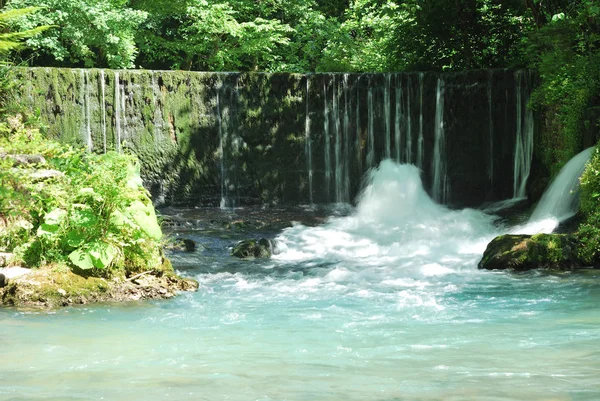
[0,114,165,276]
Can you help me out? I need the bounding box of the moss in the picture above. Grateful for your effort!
[479,233,583,271]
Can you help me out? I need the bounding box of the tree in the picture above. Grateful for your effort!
[5,0,147,68]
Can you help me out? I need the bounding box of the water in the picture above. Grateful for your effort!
[100,70,107,153]
[530,147,594,224]
[513,71,534,198]
[114,71,121,153]
[305,77,313,205]
[3,160,600,400]
[432,78,448,203]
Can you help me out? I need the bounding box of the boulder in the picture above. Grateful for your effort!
[165,238,196,252]
[478,234,585,271]
[232,238,279,259]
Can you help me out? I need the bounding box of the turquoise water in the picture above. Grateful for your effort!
[2,162,600,401]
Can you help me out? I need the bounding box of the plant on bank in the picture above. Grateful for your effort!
[577,146,600,265]
[0,115,166,276]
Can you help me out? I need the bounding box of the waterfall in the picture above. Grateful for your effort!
[305,76,313,205]
[355,76,362,176]
[114,71,121,153]
[432,78,448,203]
[367,83,375,170]
[513,71,534,198]
[343,74,350,204]
[324,80,332,200]
[394,75,401,162]
[530,147,594,223]
[100,70,107,153]
[217,89,227,209]
[405,75,412,164]
[417,73,424,170]
[487,71,494,184]
[333,76,342,202]
[384,74,391,159]
[79,70,92,152]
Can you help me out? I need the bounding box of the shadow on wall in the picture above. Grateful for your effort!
[15,68,537,208]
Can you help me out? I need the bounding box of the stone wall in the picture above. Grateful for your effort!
[15,68,536,208]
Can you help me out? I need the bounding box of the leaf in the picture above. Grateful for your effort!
[66,230,86,248]
[126,200,162,240]
[70,208,97,228]
[68,241,118,270]
[44,208,67,225]
[68,248,95,270]
[37,223,59,236]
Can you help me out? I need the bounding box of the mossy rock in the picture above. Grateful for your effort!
[0,264,198,308]
[232,238,272,259]
[478,234,586,271]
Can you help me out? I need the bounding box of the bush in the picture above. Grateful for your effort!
[0,114,166,276]
[577,146,600,264]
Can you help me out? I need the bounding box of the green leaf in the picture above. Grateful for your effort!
[66,230,86,248]
[44,208,67,225]
[126,200,162,240]
[68,241,118,270]
[70,208,97,228]
[89,241,118,269]
[37,223,59,236]
[68,248,95,270]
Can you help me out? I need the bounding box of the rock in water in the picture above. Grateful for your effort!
[232,238,273,259]
[478,234,584,271]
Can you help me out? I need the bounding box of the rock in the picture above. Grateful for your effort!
[0,273,6,288]
[164,238,196,252]
[232,238,272,259]
[28,169,64,181]
[478,234,585,271]
[1,153,46,166]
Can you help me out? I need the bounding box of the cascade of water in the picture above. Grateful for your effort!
[305,76,313,205]
[79,70,86,148]
[151,71,162,144]
[432,78,448,204]
[367,82,375,170]
[394,75,401,162]
[84,70,92,152]
[217,87,227,209]
[120,79,127,149]
[513,71,534,198]
[324,79,332,201]
[355,77,362,176]
[100,70,107,153]
[343,74,350,203]
[530,147,594,223]
[487,71,494,183]
[384,74,391,159]
[406,75,412,164]
[333,76,342,202]
[417,72,424,170]
[114,71,121,153]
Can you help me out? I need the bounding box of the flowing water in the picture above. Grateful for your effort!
[2,161,600,401]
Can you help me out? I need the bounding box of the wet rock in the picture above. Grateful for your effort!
[232,238,271,259]
[478,234,585,271]
[232,238,288,259]
[165,238,196,252]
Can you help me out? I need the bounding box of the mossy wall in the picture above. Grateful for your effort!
[15,68,536,207]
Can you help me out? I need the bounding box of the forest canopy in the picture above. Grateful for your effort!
[2,0,592,73]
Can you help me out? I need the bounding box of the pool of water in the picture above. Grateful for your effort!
[2,162,600,401]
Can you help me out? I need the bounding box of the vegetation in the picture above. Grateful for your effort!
[0,114,168,276]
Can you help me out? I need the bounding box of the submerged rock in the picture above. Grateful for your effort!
[232,238,286,259]
[478,234,585,271]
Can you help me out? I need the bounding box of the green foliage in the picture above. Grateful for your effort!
[5,0,147,68]
[0,7,49,56]
[0,115,165,275]
[578,146,600,264]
